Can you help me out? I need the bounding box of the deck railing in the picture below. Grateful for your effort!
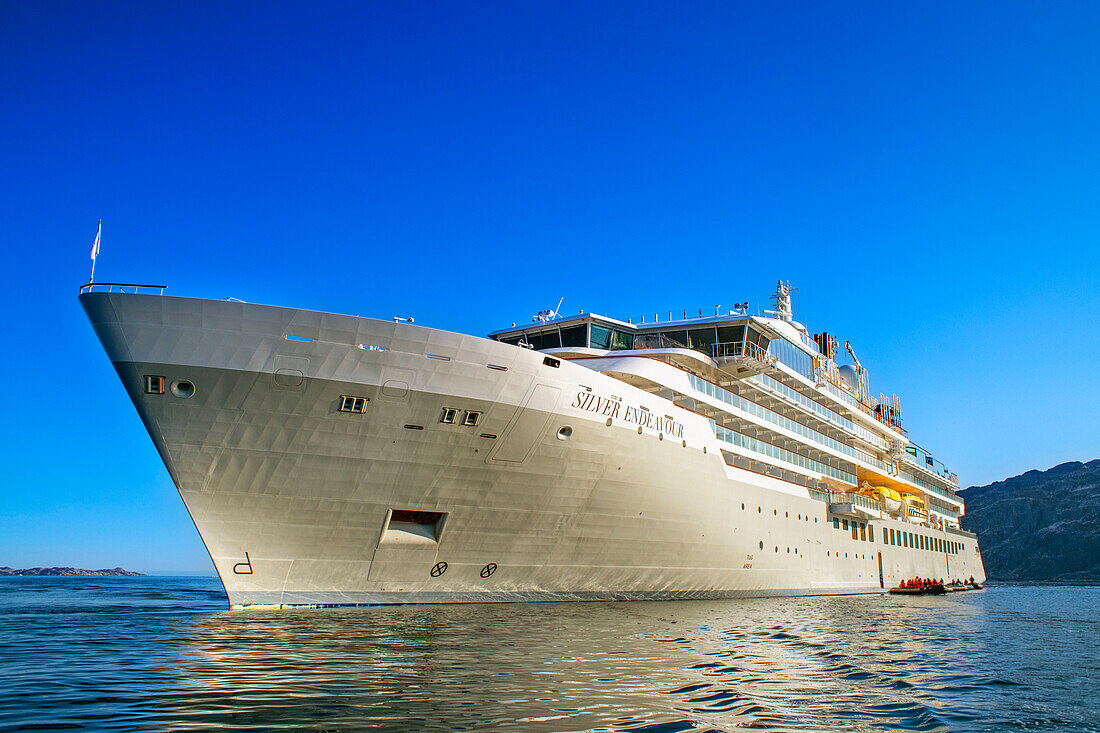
[79,282,167,296]
[712,340,772,363]
[815,367,908,437]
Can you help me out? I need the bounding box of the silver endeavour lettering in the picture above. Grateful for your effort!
[572,391,683,438]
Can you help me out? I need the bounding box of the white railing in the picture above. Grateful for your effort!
[79,282,167,296]
[712,340,772,362]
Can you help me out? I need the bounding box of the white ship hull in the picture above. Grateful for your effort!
[81,291,985,607]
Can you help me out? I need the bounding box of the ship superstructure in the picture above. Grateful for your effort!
[490,282,966,533]
[81,280,984,607]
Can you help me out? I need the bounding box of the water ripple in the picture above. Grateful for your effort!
[0,580,1097,731]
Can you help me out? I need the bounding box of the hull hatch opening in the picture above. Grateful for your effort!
[380,509,447,546]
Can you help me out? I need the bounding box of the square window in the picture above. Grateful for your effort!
[463,410,481,427]
[440,408,458,424]
[338,395,368,414]
[144,375,165,394]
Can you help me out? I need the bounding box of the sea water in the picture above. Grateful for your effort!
[0,578,1096,732]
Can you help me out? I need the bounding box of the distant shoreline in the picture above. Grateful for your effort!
[0,567,144,577]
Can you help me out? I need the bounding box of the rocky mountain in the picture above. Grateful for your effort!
[0,567,144,576]
[960,460,1100,582]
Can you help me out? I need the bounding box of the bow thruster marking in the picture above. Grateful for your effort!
[430,561,448,577]
[233,552,253,575]
[480,563,497,578]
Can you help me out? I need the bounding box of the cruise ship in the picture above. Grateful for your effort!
[80,280,985,607]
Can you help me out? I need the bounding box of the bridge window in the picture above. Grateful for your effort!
[717,325,745,344]
[688,328,717,352]
[590,325,611,349]
[610,329,634,350]
[561,325,586,348]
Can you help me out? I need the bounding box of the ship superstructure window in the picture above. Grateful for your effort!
[144,375,165,394]
[868,525,873,542]
[768,336,814,379]
[590,325,612,349]
[586,324,635,350]
[688,328,718,352]
[338,395,368,414]
[635,331,685,349]
[560,325,586,348]
[463,410,482,426]
[440,408,459,424]
[717,324,745,344]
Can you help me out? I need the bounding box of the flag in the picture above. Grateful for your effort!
[90,219,101,260]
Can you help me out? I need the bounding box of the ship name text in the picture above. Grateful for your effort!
[571,391,684,438]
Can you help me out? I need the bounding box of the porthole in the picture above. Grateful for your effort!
[785,512,788,518]
[773,509,777,516]
[682,440,687,448]
[658,432,664,441]
[741,503,745,510]
[605,418,613,427]
[637,426,643,435]
[759,541,763,550]
[170,380,195,398]
[757,507,761,513]
[703,446,706,454]
[774,546,778,553]
[557,426,573,440]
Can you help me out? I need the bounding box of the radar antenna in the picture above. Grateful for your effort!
[533,297,565,323]
[764,280,796,322]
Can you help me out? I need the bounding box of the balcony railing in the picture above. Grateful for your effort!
[900,450,959,486]
[79,282,167,296]
[712,340,772,363]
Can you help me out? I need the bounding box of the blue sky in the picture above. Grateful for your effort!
[2,1,1098,573]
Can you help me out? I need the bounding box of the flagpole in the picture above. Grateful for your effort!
[89,219,102,283]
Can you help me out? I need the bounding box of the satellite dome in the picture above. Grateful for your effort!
[838,364,859,392]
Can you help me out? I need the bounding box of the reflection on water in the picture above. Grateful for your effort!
[0,579,1096,731]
